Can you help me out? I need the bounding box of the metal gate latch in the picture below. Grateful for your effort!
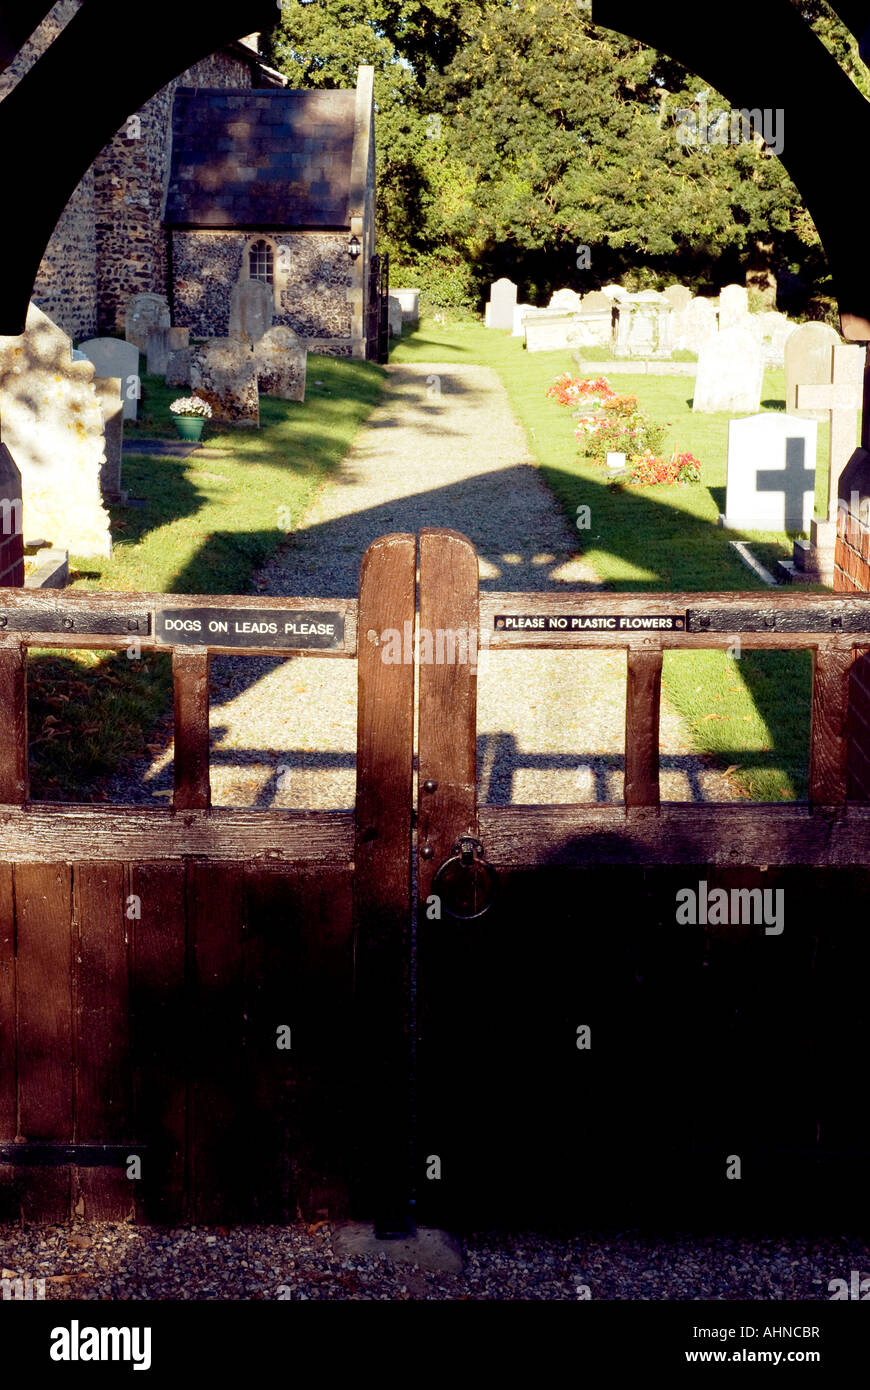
[431,836,498,920]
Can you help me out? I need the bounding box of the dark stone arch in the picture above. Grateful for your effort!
[593,1,870,339]
[0,0,278,334]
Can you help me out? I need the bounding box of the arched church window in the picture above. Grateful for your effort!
[248,239,274,285]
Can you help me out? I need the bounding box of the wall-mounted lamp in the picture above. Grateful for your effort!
[347,235,361,260]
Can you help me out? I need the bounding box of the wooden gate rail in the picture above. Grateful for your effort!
[479,588,870,813]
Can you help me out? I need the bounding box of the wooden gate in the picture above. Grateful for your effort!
[0,535,416,1228]
[415,530,870,1229]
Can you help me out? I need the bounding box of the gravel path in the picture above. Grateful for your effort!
[1,1221,865,1300]
[109,363,740,807]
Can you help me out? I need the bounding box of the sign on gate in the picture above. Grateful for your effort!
[155,607,345,649]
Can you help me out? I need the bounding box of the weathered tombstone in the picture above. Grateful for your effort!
[757,311,797,367]
[719,284,749,329]
[511,303,534,337]
[583,290,613,314]
[78,337,140,421]
[145,327,171,377]
[92,376,125,504]
[189,339,259,426]
[254,326,307,402]
[548,289,584,312]
[487,278,517,331]
[784,321,841,419]
[693,325,764,413]
[168,326,190,351]
[524,312,576,352]
[615,297,672,358]
[672,296,719,354]
[723,414,817,531]
[664,285,692,312]
[387,295,404,338]
[228,280,274,344]
[391,289,420,325]
[124,292,170,351]
[600,283,629,301]
[165,349,191,388]
[0,443,24,587]
[0,303,112,556]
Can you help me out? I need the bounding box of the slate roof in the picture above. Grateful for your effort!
[164,88,358,230]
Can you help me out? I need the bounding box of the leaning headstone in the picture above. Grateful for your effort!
[693,326,764,414]
[719,284,749,329]
[784,321,841,419]
[487,278,518,331]
[723,413,817,532]
[548,289,584,312]
[0,303,112,556]
[254,327,307,402]
[391,289,420,325]
[664,285,692,312]
[165,349,191,388]
[92,377,125,504]
[189,339,259,426]
[228,280,274,344]
[387,295,404,338]
[78,337,140,422]
[145,327,171,377]
[124,292,170,352]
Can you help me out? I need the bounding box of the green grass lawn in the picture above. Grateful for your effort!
[30,355,384,799]
[393,318,831,801]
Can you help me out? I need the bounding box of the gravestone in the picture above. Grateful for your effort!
[78,337,140,421]
[388,295,404,338]
[511,303,534,337]
[391,289,420,325]
[693,326,764,413]
[664,285,692,312]
[671,297,719,355]
[168,326,190,351]
[228,280,274,344]
[757,311,796,367]
[254,327,307,402]
[92,376,125,504]
[125,292,170,351]
[524,312,576,353]
[0,303,112,556]
[487,278,517,331]
[549,289,584,312]
[614,297,672,358]
[583,291,613,314]
[189,339,259,426]
[0,444,24,587]
[166,349,191,388]
[719,284,749,329]
[600,283,629,300]
[723,413,817,532]
[146,327,171,376]
[784,321,841,419]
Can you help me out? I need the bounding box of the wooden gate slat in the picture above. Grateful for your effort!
[173,649,211,811]
[187,861,247,1223]
[810,643,854,805]
[624,646,662,810]
[0,644,28,805]
[73,862,132,1220]
[14,863,73,1220]
[417,528,479,897]
[0,864,15,1218]
[354,532,416,1230]
[129,863,187,1222]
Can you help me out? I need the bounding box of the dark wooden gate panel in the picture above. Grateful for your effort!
[0,536,415,1226]
[416,529,870,1230]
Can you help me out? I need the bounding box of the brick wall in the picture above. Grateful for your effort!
[0,445,24,588]
[834,498,870,592]
[834,488,870,799]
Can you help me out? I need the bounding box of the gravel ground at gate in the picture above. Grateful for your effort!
[1,1222,866,1301]
[109,363,741,807]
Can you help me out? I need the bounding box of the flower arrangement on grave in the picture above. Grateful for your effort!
[170,396,213,419]
[546,373,614,409]
[576,395,670,466]
[624,448,702,487]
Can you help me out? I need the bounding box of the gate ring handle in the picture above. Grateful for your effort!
[431,835,498,920]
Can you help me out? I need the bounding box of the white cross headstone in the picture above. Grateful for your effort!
[723,414,817,532]
[796,343,863,525]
